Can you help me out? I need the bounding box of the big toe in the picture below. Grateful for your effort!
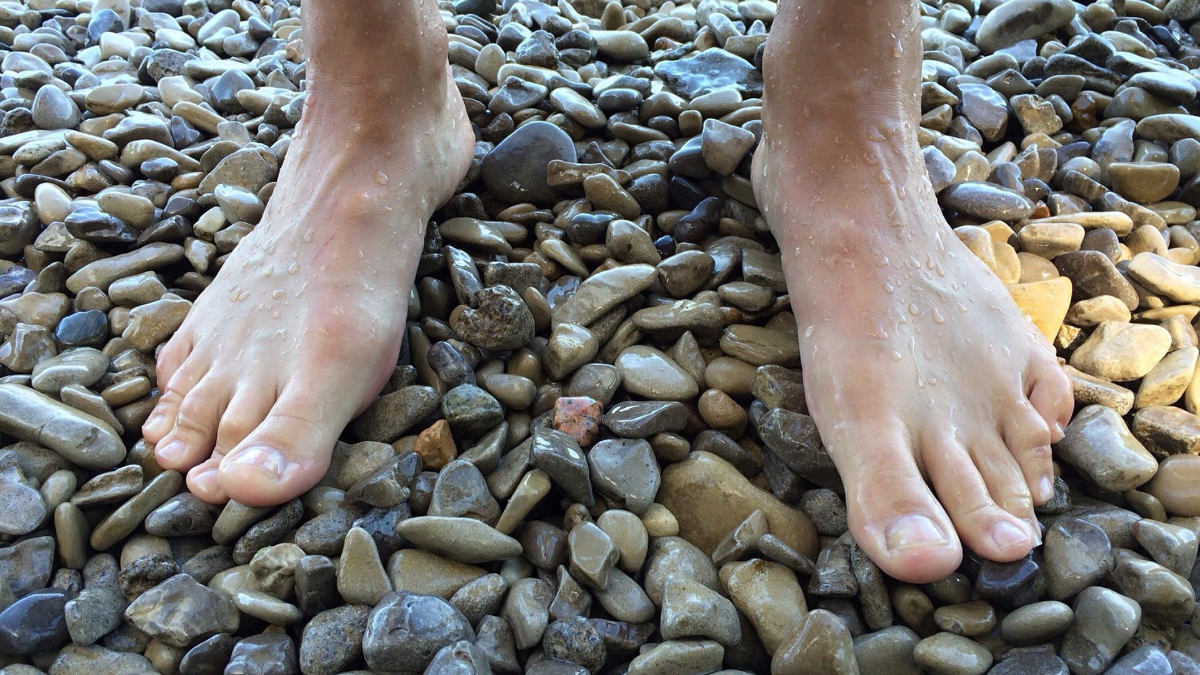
[216,387,340,507]
[835,426,962,583]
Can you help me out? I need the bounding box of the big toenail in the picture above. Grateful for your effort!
[223,446,291,481]
[885,514,947,552]
[156,440,185,463]
[992,520,1030,551]
[1037,474,1054,503]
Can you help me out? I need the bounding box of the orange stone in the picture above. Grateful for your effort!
[414,419,457,470]
[553,396,603,446]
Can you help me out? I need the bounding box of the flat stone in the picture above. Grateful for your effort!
[1070,322,1172,381]
[397,516,522,564]
[0,383,125,469]
[975,0,1076,52]
[659,451,818,559]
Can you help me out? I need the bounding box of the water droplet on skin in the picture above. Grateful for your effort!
[804,325,814,337]
[287,263,299,275]
[908,303,919,316]
[932,309,945,324]
[302,229,314,243]
[884,282,894,294]
[374,169,389,185]
[892,351,902,361]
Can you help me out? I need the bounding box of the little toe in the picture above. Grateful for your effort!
[154,378,228,471]
[1026,359,1074,442]
[187,457,228,504]
[1002,404,1055,505]
[143,356,209,445]
[216,386,342,507]
[924,433,1036,562]
[153,331,193,389]
[833,426,962,583]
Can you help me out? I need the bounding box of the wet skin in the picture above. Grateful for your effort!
[144,0,1074,583]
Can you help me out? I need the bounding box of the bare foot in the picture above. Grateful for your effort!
[142,48,473,505]
[754,1,1073,583]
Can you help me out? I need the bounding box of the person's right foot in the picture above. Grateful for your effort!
[142,64,474,507]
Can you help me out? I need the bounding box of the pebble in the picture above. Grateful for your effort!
[912,632,994,675]
[0,383,125,469]
[588,438,660,513]
[660,573,741,646]
[721,559,808,654]
[1056,405,1159,492]
[363,592,474,673]
[123,574,239,648]
[482,121,576,205]
[1059,586,1142,675]
[7,0,1200,670]
[659,451,818,559]
[771,608,857,675]
[0,589,69,655]
[397,516,523,563]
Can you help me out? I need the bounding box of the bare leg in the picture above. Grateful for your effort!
[142,0,473,506]
[752,0,1074,582]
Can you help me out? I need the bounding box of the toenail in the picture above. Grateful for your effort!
[884,514,948,553]
[223,445,292,481]
[1037,474,1054,503]
[156,440,185,464]
[190,467,220,495]
[144,413,169,435]
[992,520,1031,551]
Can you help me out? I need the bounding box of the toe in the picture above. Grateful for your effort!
[1026,358,1073,442]
[188,457,228,504]
[216,384,342,507]
[832,424,962,584]
[154,377,229,472]
[924,432,1036,563]
[970,432,1039,540]
[1002,403,1055,505]
[143,355,208,445]
[213,387,276,457]
[154,330,193,388]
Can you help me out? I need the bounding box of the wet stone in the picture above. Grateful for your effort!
[542,617,607,673]
[1059,586,1142,675]
[124,573,239,648]
[0,589,69,655]
[363,592,474,673]
[298,605,369,675]
[532,426,594,506]
[224,633,297,675]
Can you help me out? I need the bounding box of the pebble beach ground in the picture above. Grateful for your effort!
[4,0,1200,673]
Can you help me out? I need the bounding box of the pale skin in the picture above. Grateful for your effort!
[143,0,1074,583]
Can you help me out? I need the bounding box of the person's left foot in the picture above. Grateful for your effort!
[751,108,1074,584]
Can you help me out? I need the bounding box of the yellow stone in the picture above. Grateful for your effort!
[1007,277,1072,342]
